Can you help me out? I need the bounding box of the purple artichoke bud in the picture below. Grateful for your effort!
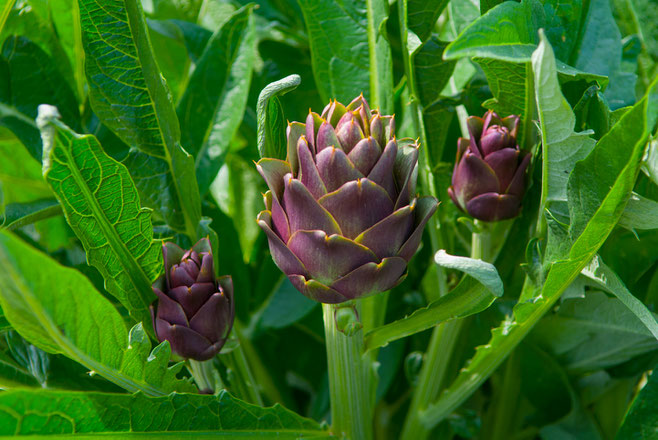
[256,95,438,304]
[448,110,531,222]
[150,238,234,361]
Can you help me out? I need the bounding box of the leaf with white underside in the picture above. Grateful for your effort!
[434,250,504,297]
[618,192,658,230]
[0,230,194,396]
[38,105,161,329]
[364,276,498,351]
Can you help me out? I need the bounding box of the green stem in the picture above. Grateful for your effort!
[323,302,373,440]
[222,331,263,405]
[188,359,223,394]
[400,222,491,440]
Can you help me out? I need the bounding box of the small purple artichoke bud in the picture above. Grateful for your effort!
[448,110,531,222]
[150,238,234,361]
[256,95,438,304]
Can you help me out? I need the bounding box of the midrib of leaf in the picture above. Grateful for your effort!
[79,0,200,239]
[0,253,165,397]
[123,0,198,239]
[51,129,154,312]
[0,0,15,35]
[0,103,38,128]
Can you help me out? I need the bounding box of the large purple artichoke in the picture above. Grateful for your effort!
[151,238,234,361]
[256,96,438,304]
[448,111,531,222]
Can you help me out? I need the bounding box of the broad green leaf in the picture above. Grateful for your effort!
[444,0,541,62]
[419,37,658,430]
[616,370,658,439]
[38,106,161,330]
[256,277,317,331]
[533,30,596,208]
[618,192,658,230]
[48,0,86,102]
[0,132,51,203]
[434,250,504,297]
[1,199,61,231]
[210,154,264,262]
[257,74,302,160]
[408,0,449,43]
[0,389,328,437]
[0,230,194,395]
[364,277,497,351]
[0,1,75,87]
[78,0,201,237]
[298,0,375,106]
[414,36,456,108]
[177,5,257,193]
[571,0,636,109]
[531,292,658,372]
[0,349,40,389]
[0,36,80,161]
[581,256,658,341]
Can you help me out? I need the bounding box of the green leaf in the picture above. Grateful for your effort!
[571,0,636,109]
[414,36,456,108]
[581,256,658,341]
[177,5,257,193]
[256,278,318,330]
[210,154,265,262]
[48,0,86,102]
[78,0,201,237]
[444,0,541,62]
[0,230,194,395]
[38,106,161,330]
[531,291,658,372]
[257,74,302,160]
[534,30,596,209]
[1,199,61,231]
[408,0,449,43]
[419,36,658,430]
[434,250,504,297]
[0,36,80,161]
[616,370,658,439]
[364,276,497,351]
[298,0,373,105]
[0,349,40,389]
[618,192,658,230]
[0,389,328,437]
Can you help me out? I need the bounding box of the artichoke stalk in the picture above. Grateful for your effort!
[448,110,531,221]
[151,238,234,361]
[256,95,438,304]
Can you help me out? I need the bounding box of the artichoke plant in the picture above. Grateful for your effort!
[151,238,234,361]
[448,111,531,222]
[256,96,438,304]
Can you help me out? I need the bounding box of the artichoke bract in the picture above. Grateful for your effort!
[151,238,234,361]
[448,111,531,222]
[256,95,438,304]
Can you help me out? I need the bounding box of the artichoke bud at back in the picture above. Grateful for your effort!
[256,95,438,304]
[150,238,234,361]
[448,110,531,222]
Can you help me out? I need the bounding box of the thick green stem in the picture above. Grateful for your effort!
[401,222,491,440]
[222,334,263,406]
[323,302,373,440]
[188,359,223,394]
